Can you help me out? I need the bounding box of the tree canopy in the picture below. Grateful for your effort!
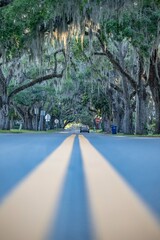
[0,0,160,134]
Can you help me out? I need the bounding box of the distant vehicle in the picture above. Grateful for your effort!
[80,125,90,133]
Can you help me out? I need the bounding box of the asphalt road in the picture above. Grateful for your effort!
[0,132,160,240]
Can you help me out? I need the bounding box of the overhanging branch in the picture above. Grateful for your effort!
[0,67,6,88]
[95,33,137,90]
[8,71,63,100]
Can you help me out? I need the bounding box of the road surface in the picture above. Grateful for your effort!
[0,132,160,240]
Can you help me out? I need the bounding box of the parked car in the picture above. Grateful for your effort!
[80,125,90,133]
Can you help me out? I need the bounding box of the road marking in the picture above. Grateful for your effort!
[0,134,75,240]
[79,135,160,240]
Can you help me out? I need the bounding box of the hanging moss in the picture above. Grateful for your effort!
[0,0,139,61]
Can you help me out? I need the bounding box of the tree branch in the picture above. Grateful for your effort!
[94,52,106,56]
[11,103,25,120]
[130,90,136,100]
[0,67,6,88]
[95,32,137,90]
[8,71,63,100]
[110,82,123,94]
[6,68,13,85]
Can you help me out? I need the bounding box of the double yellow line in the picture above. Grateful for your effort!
[0,134,160,240]
[0,135,75,240]
[79,135,160,240]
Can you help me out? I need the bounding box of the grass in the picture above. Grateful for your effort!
[0,128,62,134]
[0,129,160,137]
[108,133,160,137]
[114,132,160,137]
[125,134,160,137]
[91,130,160,137]
[90,129,103,133]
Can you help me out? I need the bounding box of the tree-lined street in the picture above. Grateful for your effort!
[0,1,160,240]
[0,0,160,135]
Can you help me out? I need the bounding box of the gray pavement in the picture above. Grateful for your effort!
[0,132,70,200]
[0,132,160,240]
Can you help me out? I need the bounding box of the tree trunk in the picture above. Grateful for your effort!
[118,42,133,135]
[27,115,33,130]
[0,93,10,130]
[111,96,124,133]
[155,102,160,133]
[0,105,10,130]
[148,49,160,134]
[123,104,132,134]
[135,88,147,134]
[135,56,147,135]
[24,111,33,130]
[0,69,10,130]
[102,114,111,133]
[121,78,133,134]
[32,116,37,131]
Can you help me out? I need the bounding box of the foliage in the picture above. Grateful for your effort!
[104,2,160,56]
[0,0,160,133]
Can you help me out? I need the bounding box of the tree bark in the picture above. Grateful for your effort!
[118,41,133,134]
[135,57,147,134]
[102,117,111,133]
[0,77,10,129]
[154,102,160,133]
[148,49,160,134]
[123,104,132,134]
[0,102,10,130]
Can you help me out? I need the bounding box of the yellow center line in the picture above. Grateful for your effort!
[79,135,160,240]
[0,134,75,240]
